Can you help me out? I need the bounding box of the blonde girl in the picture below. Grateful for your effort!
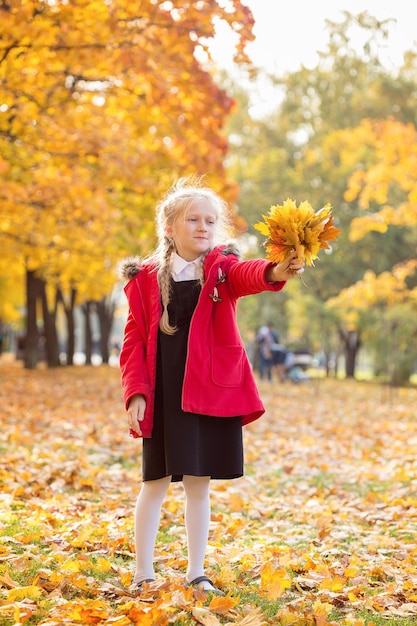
[119,177,303,593]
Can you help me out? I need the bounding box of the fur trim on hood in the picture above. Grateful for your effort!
[118,241,241,283]
[117,256,143,282]
[222,239,241,259]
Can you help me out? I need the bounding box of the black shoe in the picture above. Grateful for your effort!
[129,578,155,594]
[188,575,225,595]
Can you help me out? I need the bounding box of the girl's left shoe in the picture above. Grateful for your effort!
[129,578,155,594]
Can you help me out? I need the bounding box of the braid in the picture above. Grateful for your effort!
[158,237,177,335]
[198,249,210,287]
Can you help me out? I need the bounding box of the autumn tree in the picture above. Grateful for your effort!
[327,117,417,383]
[0,0,254,367]
[328,261,417,384]
[225,11,417,378]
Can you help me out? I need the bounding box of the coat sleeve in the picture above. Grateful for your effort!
[226,257,286,298]
[119,283,151,410]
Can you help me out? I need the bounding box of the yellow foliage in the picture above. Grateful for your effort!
[342,118,417,240]
[328,259,417,317]
[0,0,254,308]
[349,215,388,242]
[254,199,340,266]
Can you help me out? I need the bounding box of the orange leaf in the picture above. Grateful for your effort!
[209,594,239,614]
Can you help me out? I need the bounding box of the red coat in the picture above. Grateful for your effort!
[119,244,286,437]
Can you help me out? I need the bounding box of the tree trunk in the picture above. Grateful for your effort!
[84,301,93,365]
[340,329,361,378]
[39,279,60,367]
[66,288,76,366]
[57,287,77,366]
[95,296,115,365]
[25,269,39,370]
[324,352,336,377]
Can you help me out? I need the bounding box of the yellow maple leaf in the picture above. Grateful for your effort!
[312,599,333,626]
[254,199,340,266]
[275,607,311,625]
[61,558,82,572]
[7,585,44,601]
[260,561,292,600]
[319,575,346,592]
[209,594,239,614]
[125,601,169,625]
[90,556,112,573]
[344,565,359,578]
[64,599,109,624]
[217,564,237,585]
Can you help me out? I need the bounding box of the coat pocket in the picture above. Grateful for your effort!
[211,345,244,387]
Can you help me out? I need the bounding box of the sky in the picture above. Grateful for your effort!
[213,0,417,73]
[210,1,417,115]
[245,1,415,73]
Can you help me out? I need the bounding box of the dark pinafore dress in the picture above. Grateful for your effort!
[142,279,243,482]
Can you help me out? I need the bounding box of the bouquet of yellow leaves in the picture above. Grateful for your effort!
[254,198,340,266]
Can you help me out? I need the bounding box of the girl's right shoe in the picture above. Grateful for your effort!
[129,578,155,594]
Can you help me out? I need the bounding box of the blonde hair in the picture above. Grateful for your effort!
[150,176,234,335]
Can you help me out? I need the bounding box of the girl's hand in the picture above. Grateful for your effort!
[265,250,305,283]
[127,394,146,438]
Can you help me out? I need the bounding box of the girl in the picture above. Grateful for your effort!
[119,177,304,594]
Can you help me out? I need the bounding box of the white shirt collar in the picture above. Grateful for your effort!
[172,253,202,281]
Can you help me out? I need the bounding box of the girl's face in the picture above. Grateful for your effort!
[167,200,218,261]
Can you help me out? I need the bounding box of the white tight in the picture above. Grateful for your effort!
[133,475,211,585]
